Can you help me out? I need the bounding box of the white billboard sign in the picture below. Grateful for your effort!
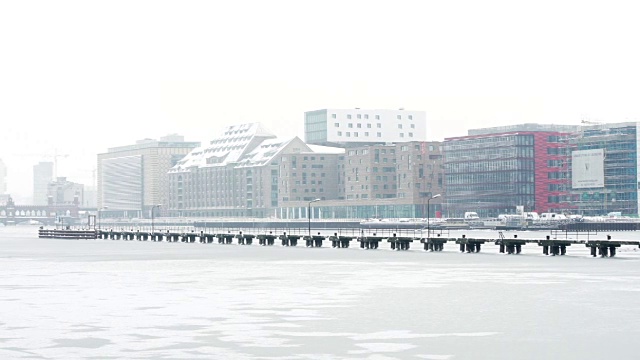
[572,149,604,189]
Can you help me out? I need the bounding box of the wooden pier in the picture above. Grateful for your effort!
[38,229,97,240]
[387,235,415,250]
[454,235,486,253]
[38,228,640,258]
[420,234,448,251]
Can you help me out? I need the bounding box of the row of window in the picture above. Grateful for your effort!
[447,171,535,184]
[332,113,414,120]
[290,188,324,193]
[445,135,534,151]
[446,147,534,161]
[347,149,370,156]
[281,156,326,161]
[447,183,535,196]
[337,131,414,138]
[446,160,535,172]
[334,122,417,130]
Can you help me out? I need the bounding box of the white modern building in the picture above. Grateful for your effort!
[304,108,427,147]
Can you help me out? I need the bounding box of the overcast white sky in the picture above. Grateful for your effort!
[1,0,639,202]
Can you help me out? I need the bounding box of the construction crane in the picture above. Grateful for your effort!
[14,150,70,179]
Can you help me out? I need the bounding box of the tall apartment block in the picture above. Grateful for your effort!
[33,161,54,205]
[305,108,427,147]
[282,141,444,219]
[97,134,200,218]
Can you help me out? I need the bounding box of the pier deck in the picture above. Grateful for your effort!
[38,228,640,258]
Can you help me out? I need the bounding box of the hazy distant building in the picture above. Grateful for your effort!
[304,108,427,147]
[98,134,200,218]
[83,185,97,208]
[47,177,83,206]
[0,159,7,194]
[33,161,54,205]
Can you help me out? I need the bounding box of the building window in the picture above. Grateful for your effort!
[332,114,336,118]
[347,114,352,119]
[337,131,342,136]
[377,123,381,128]
[400,133,404,137]
[411,124,415,129]
[364,132,369,136]
[375,115,380,119]
[346,132,351,137]
[335,123,339,127]
[357,114,361,119]
[409,132,413,137]
[397,115,401,119]
[354,132,359,137]
[357,123,362,128]
[377,132,382,137]
[408,115,413,120]
[398,124,403,129]
[367,123,371,128]
[348,123,353,128]
[364,114,369,119]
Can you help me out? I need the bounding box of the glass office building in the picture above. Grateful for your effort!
[567,122,639,216]
[444,125,577,218]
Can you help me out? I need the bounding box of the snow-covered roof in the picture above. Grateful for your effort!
[306,144,346,154]
[235,137,297,168]
[171,123,276,172]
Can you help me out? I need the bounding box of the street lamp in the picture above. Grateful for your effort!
[308,199,321,237]
[151,204,161,235]
[97,206,108,230]
[427,194,441,239]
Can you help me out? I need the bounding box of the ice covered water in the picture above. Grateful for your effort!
[1,226,639,359]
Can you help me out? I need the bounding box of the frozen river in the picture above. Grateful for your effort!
[1,226,640,359]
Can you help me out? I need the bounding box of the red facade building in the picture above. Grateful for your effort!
[444,124,578,218]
